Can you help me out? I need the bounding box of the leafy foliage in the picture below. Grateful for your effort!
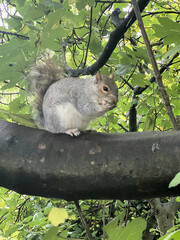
[0,0,180,239]
[169,172,180,188]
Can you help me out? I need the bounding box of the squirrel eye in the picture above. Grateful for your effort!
[103,86,109,92]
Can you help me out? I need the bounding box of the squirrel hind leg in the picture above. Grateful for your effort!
[65,128,81,137]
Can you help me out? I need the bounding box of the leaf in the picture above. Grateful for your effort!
[5,225,18,237]
[43,227,59,240]
[131,74,148,87]
[0,109,36,128]
[153,18,180,44]
[104,216,146,240]
[4,18,22,31]
[169,172,180,188]
[158,229,180,240]
[48,208,69,227]
[0,201,6,208]
[163,45,180,60]
[115,64,133,76]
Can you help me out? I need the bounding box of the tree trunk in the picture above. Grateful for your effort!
[0,120,180,200]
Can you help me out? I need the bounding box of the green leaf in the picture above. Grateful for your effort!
[104,216,146,240]
[43,227,59,240]
[5,225,18,237]
[0,109,36,128]
[115,64,132,76]
[158,229,180,240]
[131,74,149,87]
[157,17,180,32]
[176,196,180,202]
[163,45,180,60]
[4,18,22,31]
[153,18,180,44]
[169,172,180,188]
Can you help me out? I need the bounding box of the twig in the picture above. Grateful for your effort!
[0,101,8,105]
[118,123,129,132]
[131,0,179,131]
[0,92,19,95]
[142,11,180,17]
[96,0,131,3]
[0,30,29,40]
[120,76,134,90]
[102,200,106,240]
[134,52,179,95]
[83,7,93,68]
[74,201,95,240]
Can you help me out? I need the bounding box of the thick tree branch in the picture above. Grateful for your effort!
[0,120,180,201]
[149,198,180,235]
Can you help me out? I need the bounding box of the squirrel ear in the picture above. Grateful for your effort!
[109,73,114,79]
[94,71,102,84]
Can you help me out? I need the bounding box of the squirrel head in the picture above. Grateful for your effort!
[93,72,118,112]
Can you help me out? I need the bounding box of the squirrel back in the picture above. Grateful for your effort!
[28,58,118,136]
[28,58,64,127]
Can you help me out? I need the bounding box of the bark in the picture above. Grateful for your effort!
[149,198,180,235]
[0,119,180,201]
[142,215,157,240]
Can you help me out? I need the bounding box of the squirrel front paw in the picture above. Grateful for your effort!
[101,99,116,111]
[65,128,81,137]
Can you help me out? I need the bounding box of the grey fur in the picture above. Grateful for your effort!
[28,58,118,135]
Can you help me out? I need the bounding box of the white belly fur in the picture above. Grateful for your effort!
[56,103,90,130]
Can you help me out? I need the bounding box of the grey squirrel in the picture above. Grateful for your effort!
[28,58,118,136]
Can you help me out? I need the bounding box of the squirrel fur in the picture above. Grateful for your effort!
[28,58,118,136]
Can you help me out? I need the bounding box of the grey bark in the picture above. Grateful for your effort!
[0,119,180,201]
[149,198,180,235]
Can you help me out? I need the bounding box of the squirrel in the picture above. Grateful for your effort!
[28,58,118,136]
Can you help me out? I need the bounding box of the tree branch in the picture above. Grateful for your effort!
[0,119,180,201]
[65,0,150,77]
[0,30,29,40]
[131,0,179,130]
[74,201,95,240]
[134,52,179,95]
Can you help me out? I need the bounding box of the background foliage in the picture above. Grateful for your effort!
[0,0,180,239]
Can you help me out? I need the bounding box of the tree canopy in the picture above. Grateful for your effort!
[0,0,180,240]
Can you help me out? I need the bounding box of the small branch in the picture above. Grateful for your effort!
[102,201,106,240]
[129,102,137,132]
[0,101,8,105]
[120,76,134,90]
[74,201,95,240]
[16,197,30,222]
[131,0,179,131]
[83,7,93,68]
[142,214,157,240]
[0,92,19,95]
[0,30,29,40]
[142,11,180,17]
[95,0,131,3]
[134,53,179,95]
[118,123,129,132]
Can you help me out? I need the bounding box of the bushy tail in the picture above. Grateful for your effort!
[28,57,64,127]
